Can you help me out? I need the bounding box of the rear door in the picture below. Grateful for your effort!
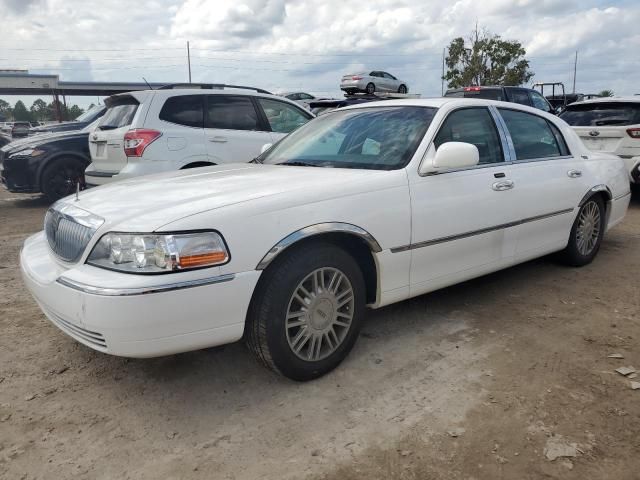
[255,97,313,142]
[560,101,640,157]
[203,95,272,164]
[88,94,141,173]
[497,107,590,259]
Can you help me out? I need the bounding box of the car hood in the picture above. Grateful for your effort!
[69,163,398,232]
[2,130,88,153]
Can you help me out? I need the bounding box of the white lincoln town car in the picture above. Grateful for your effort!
[21,98,631,381]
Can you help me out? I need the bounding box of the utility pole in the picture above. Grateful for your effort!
[441,47,446,96]
[572,50,578,94]
[187,41,192,83]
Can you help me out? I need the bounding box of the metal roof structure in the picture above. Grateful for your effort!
[0,71,166,96]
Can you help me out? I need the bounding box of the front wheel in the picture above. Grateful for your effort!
[41,157,87,202]
[560,196,605,266]
[246,243,365,381]
[398,84,408,94]
[365,83,375,95]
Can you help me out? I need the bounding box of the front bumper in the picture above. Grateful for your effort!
[21,232,261,357]
[0,155,39,193]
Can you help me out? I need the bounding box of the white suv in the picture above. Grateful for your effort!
[85,84,314,186]
[559,97,640,183]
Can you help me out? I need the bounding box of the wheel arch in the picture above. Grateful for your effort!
[180,161,216,169]
[255,223,382,305]
[578,184,612,227]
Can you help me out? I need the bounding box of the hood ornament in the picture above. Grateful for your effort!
[589,130,600,137]
[75,182,80,201]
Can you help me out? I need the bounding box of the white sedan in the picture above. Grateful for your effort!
[21,98,631,381]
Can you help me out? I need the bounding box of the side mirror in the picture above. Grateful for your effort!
[421,142,479,174]
[260,143,273,154]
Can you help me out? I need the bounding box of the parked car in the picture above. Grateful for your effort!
[309,93,414,116]
[340,71,408,95]
[9,121,31,137]
[84,84,314,187]
[278,92,319,109]
[29,105,106,136]
[559,97,640,183]
[445,86,555,114]
[1,121,95,201]
[0,133,11,148]
[21,98,630,381]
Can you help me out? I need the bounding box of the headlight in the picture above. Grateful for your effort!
[9,148,45,158]
[87,231,230,273]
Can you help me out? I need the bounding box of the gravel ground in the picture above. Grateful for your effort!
[0,186,638,480]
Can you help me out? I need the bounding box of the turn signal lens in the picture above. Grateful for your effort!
[179,252,228,268]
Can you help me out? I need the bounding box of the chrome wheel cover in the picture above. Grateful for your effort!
[285,267,354,362]
[576,200,601,256]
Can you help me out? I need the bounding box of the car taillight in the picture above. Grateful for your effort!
[464,86,481,91]
[123,129,162,157]
[352,76,362,80]
[626,128,640,139]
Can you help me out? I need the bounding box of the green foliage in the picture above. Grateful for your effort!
[444,27,534,89]
[12,100,31,121]
[67,104,84,119]
[598,89,614,97]
[0,99,11,121]
[30,99,48,121]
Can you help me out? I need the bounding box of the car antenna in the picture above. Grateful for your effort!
[142,77,153,90]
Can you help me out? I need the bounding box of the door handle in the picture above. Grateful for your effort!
[492,180,514,191]
[567,169,582,178]
[209,136,228,143]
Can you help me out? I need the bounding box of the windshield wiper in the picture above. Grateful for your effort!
[277,161,322,167]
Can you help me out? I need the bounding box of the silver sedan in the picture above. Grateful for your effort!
[340,71,408,95]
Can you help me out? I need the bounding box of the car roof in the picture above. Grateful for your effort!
[567,96,640,106]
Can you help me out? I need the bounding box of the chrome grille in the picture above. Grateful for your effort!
[44,203,104,262]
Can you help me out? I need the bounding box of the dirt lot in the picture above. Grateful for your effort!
[1,187,639,480]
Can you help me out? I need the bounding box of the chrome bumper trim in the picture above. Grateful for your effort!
[56,273,235,296]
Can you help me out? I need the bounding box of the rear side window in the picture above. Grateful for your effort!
[257,98,312,134]
[508,89,531,106]
[99,97,139,130]
[559,102,640,126]
[205,95,259,131]
[499,108,564,160]
[159,95,203,128]
[434,107,504,164]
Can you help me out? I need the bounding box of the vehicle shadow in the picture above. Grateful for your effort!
[3,194,49,209]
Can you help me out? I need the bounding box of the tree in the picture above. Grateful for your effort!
[0,99,11,121]
[30,99,48,121]
[12,100,31,122]
[67,104,85,120]
[598,89,614,97]
[443,27,534,88]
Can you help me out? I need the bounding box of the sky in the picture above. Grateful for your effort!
[1,0,639,110]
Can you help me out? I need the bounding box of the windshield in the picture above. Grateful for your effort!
[261,106,437,170]
[75,105,103,122]
[560,102,640,126]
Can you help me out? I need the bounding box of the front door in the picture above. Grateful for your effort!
[408,107,518,297]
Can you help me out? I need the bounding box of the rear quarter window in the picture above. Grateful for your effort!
[559,102,640,126]
[159,95,204,128]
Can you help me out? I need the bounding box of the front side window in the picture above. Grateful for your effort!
[262,106,436,170]
[529,91,552,112]
[559,102,640,126]
[258,98,312,134]
[499,108,563,160]
[205,95,259,131]
[159,95,203,128]
[434,108,504,164]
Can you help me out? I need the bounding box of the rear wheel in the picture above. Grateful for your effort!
[41,157,87,202]
[365,83,375,95]
[246,242,365,381]
[398,84,408,94]
[560,196,605,266]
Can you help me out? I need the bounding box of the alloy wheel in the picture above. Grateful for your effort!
[575,200,601,256]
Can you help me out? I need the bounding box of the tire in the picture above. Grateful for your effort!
[365,83,375,95]
[398,84,408,94]
[41,157,87,202]
[560,195,605,266]
[246,242,366,381]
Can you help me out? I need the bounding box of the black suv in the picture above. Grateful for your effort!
[445,86,555,114]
